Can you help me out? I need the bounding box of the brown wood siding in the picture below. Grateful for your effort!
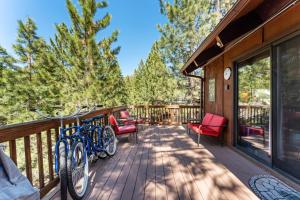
[203,3,300,145]
[264,2,300,43]
[204,57,224,115]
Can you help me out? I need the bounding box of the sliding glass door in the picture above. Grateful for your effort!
[237,51,271,164]
[274,35,300,179]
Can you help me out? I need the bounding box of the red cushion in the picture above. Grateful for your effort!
[123,120,136,125]
[200,126,220,137]
[248,127,264,136]
[117,125,137,135]
[207,115,227,133]
[202,113,214,125]
[188,113,227,138]
[135,119,144,124]
[122,118,144,125]
[120,111,130,119]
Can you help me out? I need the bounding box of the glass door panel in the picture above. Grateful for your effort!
[274,35,300,180]
[237,51,271,163]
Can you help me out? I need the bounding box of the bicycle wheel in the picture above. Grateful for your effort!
[67,140,89,200]
[102,125,117,156]
[59,142,68,200]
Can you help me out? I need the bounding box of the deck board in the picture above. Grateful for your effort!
[49,125,270,200]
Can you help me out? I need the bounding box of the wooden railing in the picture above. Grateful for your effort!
[239,105,270,125]
[128,104,202,125]
[0,106,126,198]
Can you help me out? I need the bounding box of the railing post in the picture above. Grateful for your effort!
[145,105,149,124]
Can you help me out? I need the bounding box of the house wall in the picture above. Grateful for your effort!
[203,2,300,145]
[204,57,224,115]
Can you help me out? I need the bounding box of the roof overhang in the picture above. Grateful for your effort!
[181,0,299,75]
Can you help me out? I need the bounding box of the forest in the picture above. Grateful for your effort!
[0,0,235,125]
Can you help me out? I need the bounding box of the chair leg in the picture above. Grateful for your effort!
[135,131,138,143]
[197,134,200,146]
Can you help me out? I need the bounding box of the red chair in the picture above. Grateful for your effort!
[187,113,227,145]
[109,115,138,142]
[119,110,145,125]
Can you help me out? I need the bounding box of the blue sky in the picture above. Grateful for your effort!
[0,0,166,76]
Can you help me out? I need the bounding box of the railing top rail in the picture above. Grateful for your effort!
[239,105,269,108]
[130,104,201,108]
[0,106,126,143]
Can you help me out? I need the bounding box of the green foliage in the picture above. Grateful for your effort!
[157,0,235,102]
[238,56,270,104]
[0,0,126,125]
[50,0,125,111]
[0,46,17,124]
[125,43,175,104]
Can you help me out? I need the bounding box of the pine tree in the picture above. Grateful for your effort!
[51,0,124,110]
[126,43,175,105]
[97,30,126,106]
[12,17,46,120]
[144,43,175,104]
[158,0,235,103]
[34,44,64,115]
[0,46,17,125]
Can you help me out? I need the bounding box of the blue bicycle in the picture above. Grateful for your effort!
[66,108,117,200]
[32,106,88,200]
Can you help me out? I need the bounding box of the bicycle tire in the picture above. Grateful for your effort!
[67,140,89,200]
[59,142,68,200]
[102,125,117,156]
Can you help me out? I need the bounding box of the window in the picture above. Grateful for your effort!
[208,78,215,102]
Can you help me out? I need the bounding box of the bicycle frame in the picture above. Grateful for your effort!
[55,113,114,174]
[78,115,113,157]
[54,126,75,174]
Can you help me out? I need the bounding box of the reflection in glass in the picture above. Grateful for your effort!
[237,52,271,163]
[275,35,300,179]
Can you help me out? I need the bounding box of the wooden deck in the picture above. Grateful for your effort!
[49,125,269,200]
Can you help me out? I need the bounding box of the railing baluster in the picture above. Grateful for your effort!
[24,136,33,184]
[47,129,54,181]
[36,132,45,188]
[9,140,17,165]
